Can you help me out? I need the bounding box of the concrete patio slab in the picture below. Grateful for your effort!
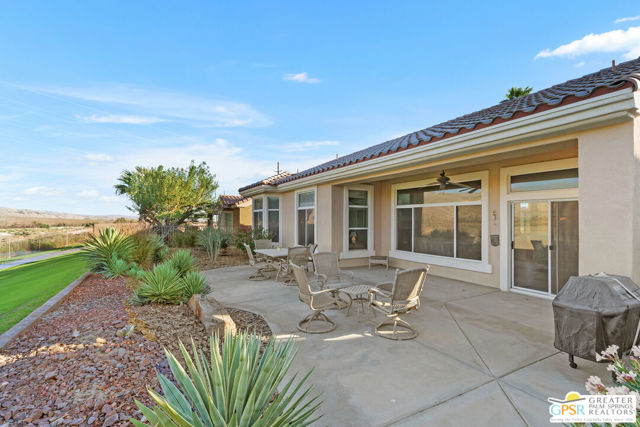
[204,265,608,426]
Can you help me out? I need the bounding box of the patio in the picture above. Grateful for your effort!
[204,265,608,426]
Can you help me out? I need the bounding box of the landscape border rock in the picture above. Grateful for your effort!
[188,294,237,336]
[0,271,90,350]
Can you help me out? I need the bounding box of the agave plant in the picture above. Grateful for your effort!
[169,249,196,278]
[180,270,210,300]
[83,227,134,275]
[131,331,321,426]
[135,262,183,304]
[104,254,130,278]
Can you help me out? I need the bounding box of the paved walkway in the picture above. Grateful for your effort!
[0,248,81,271]
[204,265,608,427]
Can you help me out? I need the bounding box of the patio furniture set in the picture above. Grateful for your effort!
[244,242,429,340]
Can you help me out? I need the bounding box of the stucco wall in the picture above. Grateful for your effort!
[578,120,639,282]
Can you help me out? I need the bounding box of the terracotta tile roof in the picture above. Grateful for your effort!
[240,57,640,192]
[238,172,293,193]
[220,195,249,208]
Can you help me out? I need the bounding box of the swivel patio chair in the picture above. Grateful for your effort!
[369,267,429,340]
[312,251,354,289]
[279,246,311,284]
[254,239,273,249]
[290,262,345,334]
[243,243,275,281]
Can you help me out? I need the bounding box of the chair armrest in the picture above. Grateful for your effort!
[369,285,392,298]
[310,288,337,297]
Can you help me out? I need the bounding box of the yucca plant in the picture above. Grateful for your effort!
[197,226,228,263]
[180,270,210,300]
[104,254,130,278]
[169,249,196,278]
[83,227,134,275]
[131,331,321,426]
[135,262,183,304]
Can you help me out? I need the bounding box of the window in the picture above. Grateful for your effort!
[395,180,482,261]
[344,187,373,253]
[296,190,315,245]
[222,212,233,232]
[252,196,280,242]
[510,168,578,192]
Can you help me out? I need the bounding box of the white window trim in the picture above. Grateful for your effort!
[252,195,282,245]
[341,185,374,259]
[390,170,491,273]
[294,187,317,246]
[499,158,579,292]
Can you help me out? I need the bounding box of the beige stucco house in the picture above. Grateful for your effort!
[239,58,640,298]
[218,195,252,233]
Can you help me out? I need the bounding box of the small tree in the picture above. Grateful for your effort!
[115,161,218,240]
[505,86,533,100]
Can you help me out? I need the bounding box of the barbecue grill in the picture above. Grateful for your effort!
[552,273,640,368]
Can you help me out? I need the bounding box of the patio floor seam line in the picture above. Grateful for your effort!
[495,350,561,381]
[497,379,551,407]
[443,302,494,377]
[383,378,497,426]
[409,339,494,377]
[496,380,530,427]
[433,289,501,305]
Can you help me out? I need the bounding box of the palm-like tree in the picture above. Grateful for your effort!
[505,86,533,100]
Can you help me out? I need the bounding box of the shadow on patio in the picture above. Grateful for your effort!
[204,265,607,426]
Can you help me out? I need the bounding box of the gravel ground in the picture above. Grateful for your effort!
[0,270,272,426]
[0,275,162,426]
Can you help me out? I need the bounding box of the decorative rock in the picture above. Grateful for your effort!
[188,295,236,336]
[87,416,96,425]
[102,413,118,427]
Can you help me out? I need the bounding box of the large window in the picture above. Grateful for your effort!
[510,168,578,192]
[395,180,482,261]
[296,190,315,245]
[252,195,280,242]
[344,187,373,253]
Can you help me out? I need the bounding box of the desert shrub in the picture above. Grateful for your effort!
[128,263,147,281]
[168,249,196,278]
[167,229,198,248]
[155,246,170,263]
[134,262,183,304]
[132,231,166,267]
[104,254,130,279]
[83,228,134,275]
[131,331,320,426]
[197,226,228,262]
[180,271,210,300]
[233,226,273,251]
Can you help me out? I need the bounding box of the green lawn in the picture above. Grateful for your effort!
[0,247,80,264]
[0,252,87,334]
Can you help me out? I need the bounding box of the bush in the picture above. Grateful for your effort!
[197,226,228,262]
[167,229,198,248]
[180,270,210,300]
[134,262,183,304]
[128,263,147,281]
[132,232,166,268]
[131,331,320,426]
[233,226,273,251]
[104,254,129,278]
[168,249,196,278]
[83,228,134,275]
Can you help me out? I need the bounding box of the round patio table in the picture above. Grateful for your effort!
[338,284,372,320]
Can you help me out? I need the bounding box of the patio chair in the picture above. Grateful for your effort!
[290,261,345,334]
[312,251,354,289]
[369,267,429,340]
[243,243,274,281]
[307,243,318,271]
[254,239,273,250]
[279,246,310,284]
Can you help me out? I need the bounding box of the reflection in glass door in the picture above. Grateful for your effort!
[511,200,578,295]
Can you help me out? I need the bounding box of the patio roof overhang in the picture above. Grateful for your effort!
[240,87,638,197]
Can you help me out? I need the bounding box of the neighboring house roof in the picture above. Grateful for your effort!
[239,172,293,192]
[220,195,250,209]
[240,57,640,192]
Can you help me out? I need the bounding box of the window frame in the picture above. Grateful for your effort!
[251,194,282,244]
[390,170,491,273]
[342,185,374,258]
[294,187,317,246]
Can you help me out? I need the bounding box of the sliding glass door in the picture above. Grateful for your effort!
[511,200,578,296]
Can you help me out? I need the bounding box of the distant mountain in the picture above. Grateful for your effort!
[0,207,136,227]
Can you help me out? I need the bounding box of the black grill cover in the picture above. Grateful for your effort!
[552,274,640,361]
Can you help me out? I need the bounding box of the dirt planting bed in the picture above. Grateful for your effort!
[180,246,249,270]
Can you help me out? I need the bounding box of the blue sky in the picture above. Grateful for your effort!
[1,1,639,215]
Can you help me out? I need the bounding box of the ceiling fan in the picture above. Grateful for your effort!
[427,170,480,193]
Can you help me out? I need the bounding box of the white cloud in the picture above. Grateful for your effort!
[575,61,585,67]
[277,140,340,152]
[84,153,113,162]
[9,83,272,128]
[76,189,119,202]
[615,15,640,24]
[283,72,322,84]
[80,114,165,125]
[535,26,640,60]
[23,186,64,196]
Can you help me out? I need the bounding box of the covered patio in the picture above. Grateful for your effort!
[204,265,608,426]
